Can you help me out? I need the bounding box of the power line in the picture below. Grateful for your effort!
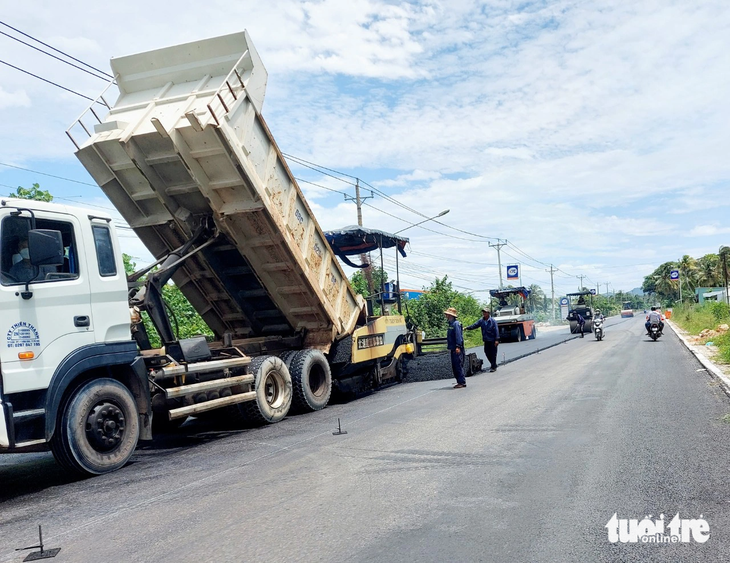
[0,20,113,79]
[0,162,99,187]
[285,152,499,241]
[0,30,110,81]
[0,58,97,102]
[294,177,350,197]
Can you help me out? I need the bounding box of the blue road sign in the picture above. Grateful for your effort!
[507,265,519,280]
[670,269,679,280]
[590,289,596,295]
[559,297,569,306]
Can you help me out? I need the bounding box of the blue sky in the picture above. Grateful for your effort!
[1,0,729,298]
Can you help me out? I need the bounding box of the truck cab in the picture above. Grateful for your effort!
[0,198,133,451]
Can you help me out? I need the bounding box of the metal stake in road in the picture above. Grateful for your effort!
[15,525,60,561]
[332,418,348,435]
[489,239,507,289]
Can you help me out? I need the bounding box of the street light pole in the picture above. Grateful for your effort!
[393,209,450,235]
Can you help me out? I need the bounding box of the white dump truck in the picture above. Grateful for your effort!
[0,31,414,475]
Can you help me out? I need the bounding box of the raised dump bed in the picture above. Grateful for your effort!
[68,31,364,350]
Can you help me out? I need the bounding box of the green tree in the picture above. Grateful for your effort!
[124,253,213,346]
[350,267,388,298]
[8,183,53,202]
[406,276,484,338]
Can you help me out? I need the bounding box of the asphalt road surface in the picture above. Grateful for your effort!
[2,316,730,562]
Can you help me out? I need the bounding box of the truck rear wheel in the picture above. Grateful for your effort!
[289,349,332,412]
[239,356,292,424]
[51,378,139,475]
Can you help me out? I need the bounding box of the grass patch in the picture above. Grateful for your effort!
[721,414,730,424]
[671,302,730,365]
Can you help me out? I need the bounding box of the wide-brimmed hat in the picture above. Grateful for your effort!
[481,307,491,313]
[443,307,459,317]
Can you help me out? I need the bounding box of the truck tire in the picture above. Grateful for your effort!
[239,355,292,424]
[530,326,537,340]
[51,378,139,475]
[515,327,523,342]
[289,349,332,412]
[278,350,298,369]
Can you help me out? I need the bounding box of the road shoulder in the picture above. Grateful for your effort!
[667,319,730,395]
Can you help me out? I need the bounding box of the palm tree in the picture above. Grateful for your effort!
[696,254,720,287]
[677,255,699,301]
[527,284,545,312]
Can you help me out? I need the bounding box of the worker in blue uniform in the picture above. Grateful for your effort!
[466,307,499,372]
[444,307,466,388]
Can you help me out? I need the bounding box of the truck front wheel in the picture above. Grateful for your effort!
[51,378,139,475]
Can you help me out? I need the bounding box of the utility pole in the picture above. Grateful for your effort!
[577,274,585,291]
[605,282,610,295]
[489,239,507,289]
[546,264,557,321]
[596,283,600,295]
[344,178,374,228]
[344,179,375,292]
[721,247,730,306]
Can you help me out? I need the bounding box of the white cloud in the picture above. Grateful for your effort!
[0,87,31,110]
[688,225,730,237]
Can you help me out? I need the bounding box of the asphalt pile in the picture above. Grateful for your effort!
[404,352,457,382]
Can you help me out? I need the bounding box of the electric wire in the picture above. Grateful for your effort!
[0,58,97,101]
[0,29,111,81]
[0,20,113,79]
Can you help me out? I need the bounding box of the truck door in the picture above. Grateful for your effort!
[86,219,133,344]
[0,212,94,395]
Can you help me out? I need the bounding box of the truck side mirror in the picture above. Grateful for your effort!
[28,229,64,266]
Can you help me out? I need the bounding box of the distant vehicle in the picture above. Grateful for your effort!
[489,287,537,342]
[566,291,594,333]
[620,301,634,318]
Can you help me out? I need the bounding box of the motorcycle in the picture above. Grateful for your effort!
[649,322,661,341]
[594,317,604,341]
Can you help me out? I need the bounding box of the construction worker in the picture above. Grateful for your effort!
[466,308,499,372]
[444,307,466,388]
[574,311,586,337]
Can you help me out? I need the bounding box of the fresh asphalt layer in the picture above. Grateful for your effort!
[2,316,730,562]
[467,315,630,367]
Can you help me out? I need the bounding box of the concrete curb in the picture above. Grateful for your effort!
[667,319,730,396]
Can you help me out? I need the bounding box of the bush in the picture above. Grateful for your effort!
[708,302,730,322]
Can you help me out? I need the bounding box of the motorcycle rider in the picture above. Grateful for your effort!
[595,309,604,320]
[645,306,664,335]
